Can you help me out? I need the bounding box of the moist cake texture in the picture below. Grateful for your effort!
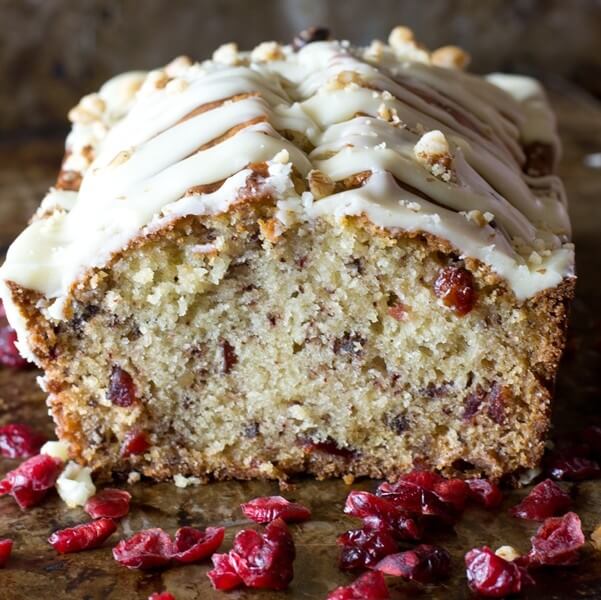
[0,27,574,482]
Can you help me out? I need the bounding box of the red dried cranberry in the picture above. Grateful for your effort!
[545,450,601,481]
[524,512,585,567]
[208,553,243,591]
[337,526,398,571]
[172,526,224,564]
[376,481,457,524]
[241,495,311,524]
[49,518,117,554]
[148,593,175,600]
[374,544,451,583]
[327,571,390,600]
[434,266,476,316]
[510,479,571,521]
[228,518,295,590]
[465,546,522,597]
[466,478,503,509]
[0,454,63,509]
[387,303,408,321]
[0,326,28,369]
[0,423,46,458]
[108,366,137,407]
[401,471,470,512]
[113,528,175,569]
[85,488,132,519]
[362,513,422,542]
[120,430,149,458]
[0,539,13,567]
[301,437,355,459]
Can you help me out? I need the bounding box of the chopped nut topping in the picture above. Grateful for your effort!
[414,130,454,182]
[325,70,365,92]
[140,70,169,95]
[388,25,415,48]
[272,149,290,164]
[109,149,133,167]
[212,42,241,66]
[68,93,106,124]
[364,39,386,62]
[307,169,335,200]
[465,209,494,228]
[165,78,189,94]
[165,55,193,78]
[528,251,543,266]
[495,545,521,562]
[377,102,401,124]
[251,41,284,63]
[431,45,471,70]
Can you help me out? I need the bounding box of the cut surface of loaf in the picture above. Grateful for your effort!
[0,27,574,482]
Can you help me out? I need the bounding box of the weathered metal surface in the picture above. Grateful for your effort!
[0,86,601,598]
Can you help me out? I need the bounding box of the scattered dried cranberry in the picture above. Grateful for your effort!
[327,571,390,600]
[148,593,175,600]
[344,491,422,541]
[113,528,175,569]
[510,479,571,521]
[434,265,476,316]
[374,544,451,583]
[49,518,117,554]
[0,454,63,509]
[465,546,523,597]
[85,488,132,519]
[172,526,225,564]
[524,512,585,567]
[208,553,243,591]
[466,478,503,509]
[120,430,149,458]
[0,423,46,458]
[228,518,295,590]
[376,481,457,524]
[0,539,13,567]
[241,495,311,524]
[0,326,28,369]
[337,526,398,571]
[108,365,137,407]
[545,450,601,481]
[401,470,469,512]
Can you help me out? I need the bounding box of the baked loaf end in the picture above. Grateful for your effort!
[0,27,574,482]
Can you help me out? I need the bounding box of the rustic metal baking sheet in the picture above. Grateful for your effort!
[1,85,601,599]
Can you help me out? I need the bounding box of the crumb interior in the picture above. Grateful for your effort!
[47,209,554,481]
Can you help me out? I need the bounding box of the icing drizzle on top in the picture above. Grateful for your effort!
[0,32,573,322]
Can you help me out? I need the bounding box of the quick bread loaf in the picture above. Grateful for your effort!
[0,27,574,482]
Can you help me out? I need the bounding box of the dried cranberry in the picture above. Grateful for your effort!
[0,454,63,509]
[344,491,422,540]
[337,526,398,571]
[241,495,311,524]
[510,479,571,521]
[465,546,522,597]
[172,526,225,564]
[545,450,601,481]
[208,553,243,591]
[148,593,175,600]
[301,437,355,459]
[228,518,295,590]
[108,366,137,407]
[327,571,390,600]
[0,423,46,458]
[85,488,132,519]
[374,544,451,583]
[113,528,175,569]
[376,481,457,524]
[120,430,149,458]
[400,471,470,512]
[49,518,117,554]
[524,512,585,567]
[466,478,503,508]
[434,266,476,316]
[0,539,13,567]
[0,326,28,369]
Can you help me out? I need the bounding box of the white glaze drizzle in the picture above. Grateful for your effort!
[1,35,574,349]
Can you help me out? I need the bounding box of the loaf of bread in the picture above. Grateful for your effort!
[0,28,574,482]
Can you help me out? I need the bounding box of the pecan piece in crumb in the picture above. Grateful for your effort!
[487,383,511,425]
[220,340,238,374]
[463,386,486,420]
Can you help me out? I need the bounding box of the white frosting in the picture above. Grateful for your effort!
[0,35,574,356]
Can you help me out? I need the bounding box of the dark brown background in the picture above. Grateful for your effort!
[2,1,601,598]
[2,0,601,133]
